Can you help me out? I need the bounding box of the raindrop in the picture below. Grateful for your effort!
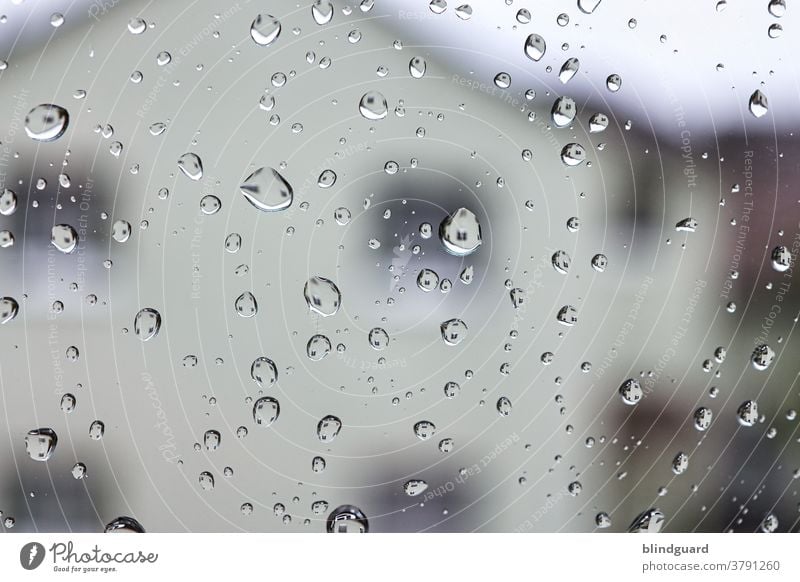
[440,319,468,346]
[368,327,390,350]
[693,407,713,431]
[133,308,161,341]
[771,245,791,272]
[524,34,546,61]
[318,169,337,188]
[327,505,368,533]
[51,224,78,254]
[404,479,429,496]
[619,378,643,405]
[409,57,427,79]
[250,14,281,46]
[307,334,332,360]
[25,428,57,461]
[304,276,341,317]
[551,96,576,127]
[749,90,768,118]
[251,357,278,388]
[359,91,388,120]
[417,268,440,292]
[317,415,342,442]
[439,208,482,256]
[25,103,69,142]
[414,420,436,440]
[0,297,19,324]
[751,344,775,371]
[104,517,145,533]
[736,400,758,427]
[111,220,131,243]
[311,1,334,25]
[177,153,203,181]
[253,397,280,427]
[235,292,258,317]
[240,167,294,212]
[628,508,664,533]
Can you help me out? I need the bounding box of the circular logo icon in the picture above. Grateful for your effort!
[20,542,46,570]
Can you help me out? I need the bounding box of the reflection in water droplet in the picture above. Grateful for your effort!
[414,420,436,440]
[440,319,468,346]
[751,344,775,371]
[250,14,281,46]
[749,89,768,118]
[89,420,105,440]
[417,268,440,292]
[134,308,161,341]
[177,153,203,181]
[771,245,791,272]
[0,297,19,324]
[240,167,293,212]
[327,505,368,533]
[551,96,576,127]
[359,91,388,120]
[304,276,341,317]
[104,516,145,533]
[524,34,546,61]
[404,479,429,496]
[672,452,689,475]
[558,57,580,84]
[253,397,280,427]
[318,169,337,188]
[628,508,664,533]
[496,396,512,416]
[317,415,342,442]
[737,400,758,427]
[312,1,334,25]
[111,220,131,243]
[0,188,18,216]
[51,224,79,254]
[25,428,58,461]
[307,334,332,360]
[619,378,642,405]
[439,208,482,256]
[234,292,258,317]
[368,327,390,350]
[693,407,713,431]
[409,57,426,79]
[25,103,69,141]
[251,356,278,388]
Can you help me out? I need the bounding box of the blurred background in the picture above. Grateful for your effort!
[0,0,799,533]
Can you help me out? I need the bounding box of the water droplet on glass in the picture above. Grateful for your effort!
[235,292,258,317]
[771,245,791,272]
[250,14,281,46]
[751,344,775,371]
[134,308,161,341]
[749,90,768,118]
[368,327,390,350]
[111,220,131,243]
[327,505,368,533]
[414,420,436,440]
[311,1,334,25]
[619,378,642,405]
[628,508,664,533]
[551,96,576,127]
[440,319,468,346]
[524,34,546,61]
[104,516,145,533]
[240,167,294,212]
[25,428,57,461]
[497,396,512,416]
[359,91,388,120]
[51,224,78,254]
[693,407,713,431]
[672,452,689,475]
[0,297,19,324]
[307,334,332,360]
[439,208,482,256]
[304,276,341,317]
[177,152,203,181]
[251,357,278,388]
[25,103,69,142]
[606,74,622,92]
[558,57,580,84]
[0,188,17,216]
[404,479,429,496]
[578,0,603,14]
[429,0,448,15]
[409,57,426,79]
[253,396,280,427]
[317,415,342,442]
[561,143,586,166]
[417,268,440,292]
[737,400,759,427]
[318,169,337,188]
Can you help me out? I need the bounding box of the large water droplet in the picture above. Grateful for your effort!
[524,34,546,61]
[250,14,281,46]
[693,407,713,431]
[204,429,221,451]
[749,89,768,118]
[578,0,603,14]
[751,344,775,371]
[133,308,161,341]
[307,334,332,360]
[558,57,580,84]
[496,396,513,416]
[311,1,334,25]
[561,143,586,166]
[0,297,19,324]
[672,452,689,475]
[417,268,440,292]
[771,245,791,272]
[104,516,145,533]
[439,208,482,256]
[628,508,664,533]
[619,378,642,405]
[736,400,758,427]
[51,224,78,254]
[251,357,278,387]
[409,57,427,79]
[404,479,429,496]
[304,276,341,317]
[0,188,17,216]
[440,318,468,346]
[240,167,293,212]
[414,420,436,440]
[235,292,258,317]
[327,505,368,533]
[359,91,388,120]
[317,415,342,442]
[253,396,280,426]
[551,96,576,127]
[177,153,203,181]
[25,103,69,142]
[25,428,57,461]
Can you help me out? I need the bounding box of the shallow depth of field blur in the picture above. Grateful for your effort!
[1,0,800,533]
